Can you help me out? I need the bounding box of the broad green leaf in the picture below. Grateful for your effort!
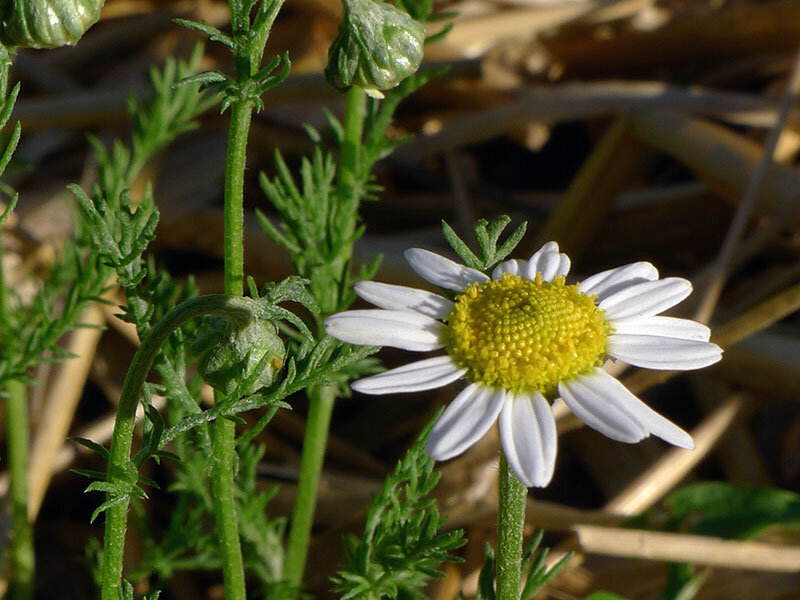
[662,482,800,539]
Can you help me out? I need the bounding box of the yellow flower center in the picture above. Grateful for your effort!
[444,273,611,395]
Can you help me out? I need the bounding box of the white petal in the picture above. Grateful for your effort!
[325,310,444,351]
[533,241,560,254]
[599,278,692,319]
[498,391,557,487]
[352,356,466,395]
[492,259,527,280]
[559,376,648,444]
[565,369,693,448]
[354,281,453,319]
[404,248,489,292]
[610,316,711,342]
[426,384,505,461]
[607,334,722,370]
[578,262,659,301]
[526,244,571,282]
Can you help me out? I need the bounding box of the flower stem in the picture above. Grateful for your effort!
[338,86,367,246]
[212,97,254,600]
[100,294,266,600]
[283,384,336,585]
[496,452,527,600]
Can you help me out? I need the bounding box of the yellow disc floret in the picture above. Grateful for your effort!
[445,273,611,396]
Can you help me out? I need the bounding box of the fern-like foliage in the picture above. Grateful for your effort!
[91,43,216,210]
[0,242,112,389]
[441,215,528,274]
[0,44,113,392]
[332,416,465,599]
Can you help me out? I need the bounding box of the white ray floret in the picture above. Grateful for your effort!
[560,368,693,448]
[324,309,444,351]
[526,244,571,282]
[610,316,711,341]
[607,334,722,370]
[354,281,453,319]
[492,259,526,279]
[578,261,659,300]
[352,356,466,395]
[426,384,506,461]
[499,391,557,487]
[599,277,692,319]
[404,247,488,291]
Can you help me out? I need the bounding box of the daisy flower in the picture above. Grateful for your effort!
[325,241,723,487]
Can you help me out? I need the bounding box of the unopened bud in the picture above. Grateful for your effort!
[325,0,425,98]
[193,316,285,397]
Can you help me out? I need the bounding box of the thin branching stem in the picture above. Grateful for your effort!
[100,295,266,600]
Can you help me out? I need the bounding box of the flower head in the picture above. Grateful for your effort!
[325,241,722,487]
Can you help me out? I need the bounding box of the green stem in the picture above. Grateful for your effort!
[211,89,254,600]
[338,86,367,248]
[496,452,527,600]
[1,216,34,600]
[209,54,257,595]
[100,294,267,600]
[6,380,34,600]
[223,100,251,299]
[283,86,367,589]
[283,384,336,586]
[211,401,247,600]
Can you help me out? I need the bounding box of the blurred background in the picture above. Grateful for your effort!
[3,0,800,598]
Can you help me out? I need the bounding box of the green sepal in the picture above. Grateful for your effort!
[325,0,425,97]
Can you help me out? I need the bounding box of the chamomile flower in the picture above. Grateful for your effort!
[325,241,723,487]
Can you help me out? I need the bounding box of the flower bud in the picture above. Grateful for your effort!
[193,316,285,397]
[1,0,104,49]
[325,0,425,98]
